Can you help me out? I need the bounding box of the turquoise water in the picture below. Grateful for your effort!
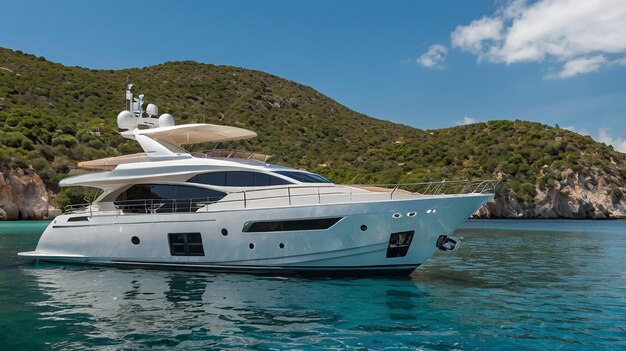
[1,220,625,350]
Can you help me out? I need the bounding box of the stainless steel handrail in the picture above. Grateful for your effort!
[349,179,499,197]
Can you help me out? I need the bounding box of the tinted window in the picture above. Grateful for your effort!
[151,184,176,200]
[168,232,205,256]
[188,171,292,187]
[270,175,291,185]
[189,172,226,186]
[227,171,254,186]
[176,185,205,200]
[122,184,154,200]
[273,171,331,183]
[244,217,342,232]
[116,184,226,213]
[118,184,224,201]
[254,172,270,186]
[386,231,414,258]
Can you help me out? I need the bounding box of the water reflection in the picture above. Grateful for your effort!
[24,266,451,349]
[165,274,207,304]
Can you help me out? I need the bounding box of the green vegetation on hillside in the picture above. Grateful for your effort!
[1,47,625,209]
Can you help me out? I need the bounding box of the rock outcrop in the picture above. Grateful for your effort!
[475,186,525,218]
[475,168,626,219]
[0,166,49,220]
[533,169,626,218]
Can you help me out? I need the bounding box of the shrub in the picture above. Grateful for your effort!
[21,139,35,151]
[51,134,78,148]
[4,132,28,148]
[87,139,103,149]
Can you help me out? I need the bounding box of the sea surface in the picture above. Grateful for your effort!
[1,220,625,350]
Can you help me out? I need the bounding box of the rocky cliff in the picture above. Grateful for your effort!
[0,165,49,220]
[475,168,626,219]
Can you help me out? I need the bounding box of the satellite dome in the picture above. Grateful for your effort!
[146,103,159,117]
[159,113,175,127]
[117,110,137,130]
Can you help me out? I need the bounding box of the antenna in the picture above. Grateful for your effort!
[124,76,130,110]
[125,83,134,112]
[118,83,174,132]
[125,84,143,118]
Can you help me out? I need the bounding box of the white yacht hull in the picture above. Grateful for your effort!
[20,193,491,276]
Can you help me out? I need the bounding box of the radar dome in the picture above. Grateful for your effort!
[159,113,175,127]
[146,103,159,117]
[117,110,137,130]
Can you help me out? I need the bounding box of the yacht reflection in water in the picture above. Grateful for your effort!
[23,265,439,345]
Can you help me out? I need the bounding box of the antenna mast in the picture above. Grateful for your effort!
[118,83,171,131]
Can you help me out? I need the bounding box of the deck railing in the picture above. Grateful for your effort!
[64,179,499,215]
[351,179,499,196]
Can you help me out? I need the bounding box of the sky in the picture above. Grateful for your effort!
[1,0,625,151]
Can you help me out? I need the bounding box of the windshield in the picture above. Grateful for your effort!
[273,171,332,183]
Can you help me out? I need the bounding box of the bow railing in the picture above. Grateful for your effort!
[351,179,499,196]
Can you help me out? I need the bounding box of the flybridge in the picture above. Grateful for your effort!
[114,84,257,159]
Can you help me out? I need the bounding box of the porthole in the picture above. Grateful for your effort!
[360,225,368,231]
[392,213,401,219]
[221,228,228,236]
[279,243,285,249]
[249,243,255,249]
[131,236,140,245]
[407,211,416,217]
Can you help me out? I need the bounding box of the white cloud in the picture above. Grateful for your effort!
[598,128,626,153]
[549,55,608,79]
[450,0,626,78]
[451,17,503,57]
[417,44,448,68]
[456,116,477,125]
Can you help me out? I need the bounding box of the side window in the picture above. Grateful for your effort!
[188,172,226,186]
[188,171,292,186]
[117,184,225,201]
[119,184,152,201]
[253,172,271,186]
[168,232,205,256]
[227,171,254,186]
[115,184,226,213]
[175,185,225,201]
[273,171,331,183]
[243,217,343,232]
[270,175,291,185]
[151,185,176,200]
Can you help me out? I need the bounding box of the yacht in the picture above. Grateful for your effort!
[19,84,497,276]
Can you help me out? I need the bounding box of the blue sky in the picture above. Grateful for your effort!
[1,0,625,151]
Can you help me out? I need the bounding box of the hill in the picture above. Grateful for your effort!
[1,47,625,219]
